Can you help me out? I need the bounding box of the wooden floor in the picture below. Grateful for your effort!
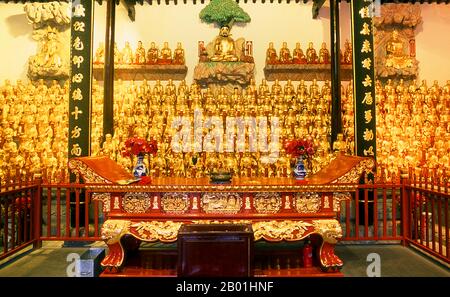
[100,249,343,277]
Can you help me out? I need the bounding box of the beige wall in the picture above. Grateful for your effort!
[0,3,37,83]
[0,2,449,85]
[415,4,450,85]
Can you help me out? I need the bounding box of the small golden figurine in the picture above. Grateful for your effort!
[292,42,306,64]
[135,40,146,64]
[306,42,318,64]
[94,42,105,64]
[159,42,172,64]
[266,42,278,65]
[318,42,330,64]
[146,42,159,64]
[173,42,185,65]
[279,42,292,64]
[122,41,134,64]
[343,39,352,64]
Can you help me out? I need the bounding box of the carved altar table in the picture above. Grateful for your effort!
[68,155,374,274]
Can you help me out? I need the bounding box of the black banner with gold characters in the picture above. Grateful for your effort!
[351,0,377,160]
[69,0,93,160]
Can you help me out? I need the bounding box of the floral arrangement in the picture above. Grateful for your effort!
[121,136,158,157]
[284,138,315,159]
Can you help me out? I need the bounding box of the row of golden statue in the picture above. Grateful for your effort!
[1,78,449,182]
[94,41,186,65]
[0,79,69,181]
[266,40,353,65]
[90,78,337,178]
[342,78,450,179]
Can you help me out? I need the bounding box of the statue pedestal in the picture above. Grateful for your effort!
[263,64,353,81]
[93,64,188,81]
[193,61,255,93]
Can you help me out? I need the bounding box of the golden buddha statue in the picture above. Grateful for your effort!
[173,42,185,65]
[332,133,346,153]
[146,42,159,64]
[343,39,352,64]
[385,30,413,69]
[94,42,105,64]
[122,41,134,64]
[266,42,278,64]
[278,42,292,64]
[159,42,172,64]
[318,42,330,64]
[292,42,306,64]
[135,40,146,64]
[210,26,238,62]
[306,42,318,64]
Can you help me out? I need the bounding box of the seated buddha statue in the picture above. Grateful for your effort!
[292,42,306,64]
[385,30,413,69]
[279,42,292,64]
[343,39,352,64]
[210,26,238,62]
[146,42,159,64]
[266,42,278,64]
[94,42,105,64]
[173,42,185,65]
[135,40,146,64]
[122,41,134,64]
[306,42,318,64]
[318,42,330,64]
[159,42,172,64]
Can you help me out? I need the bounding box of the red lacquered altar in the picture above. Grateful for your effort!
[68,154,374,276]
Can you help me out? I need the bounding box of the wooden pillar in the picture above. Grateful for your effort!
[103,0,116,139]
[330,0,342,148]
[69,0,94,159]
[351,0,377,160]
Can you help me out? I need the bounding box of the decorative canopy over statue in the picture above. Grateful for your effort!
[199,0,251,63]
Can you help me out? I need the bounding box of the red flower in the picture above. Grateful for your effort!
[122,136,158,157]
[284,138,316,159]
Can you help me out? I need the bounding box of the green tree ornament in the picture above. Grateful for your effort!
[199,0,251,29]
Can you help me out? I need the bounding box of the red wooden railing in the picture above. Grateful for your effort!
[0,172,41,260]
[1,167,448,264]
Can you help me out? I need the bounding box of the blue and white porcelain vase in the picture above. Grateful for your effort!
[293,156,307,180]
[133,154,148,178]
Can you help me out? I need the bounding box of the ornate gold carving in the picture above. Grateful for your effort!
[122,192,151,213]
[86,183,358,193]
[332,158,375,184]
[131,221,183,242]
[252,220,312,241]
[113,197,120,209]
[284,195,291,209]
[191,220,252,225]
[68,159,111,183]
[293,192,321,213]
[161,193,189,213]
[254,193,282,214]
[201,193,242,214]
[312,219,342,244]
[332,192,352,212]
[101,220,131,244]
[92,193,111,212]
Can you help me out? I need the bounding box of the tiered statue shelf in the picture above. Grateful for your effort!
[92,41,187,81]
[263,41,353,81]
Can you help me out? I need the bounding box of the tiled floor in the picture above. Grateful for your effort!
[0,242,448,277]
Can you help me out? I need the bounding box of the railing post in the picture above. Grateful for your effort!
[32,173,42,249]
[400,169,409,247]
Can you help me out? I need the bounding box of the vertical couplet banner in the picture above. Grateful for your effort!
[69,0,94,160]
[351,0,377,160]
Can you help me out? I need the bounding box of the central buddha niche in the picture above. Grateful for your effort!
[211,26,239,62]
